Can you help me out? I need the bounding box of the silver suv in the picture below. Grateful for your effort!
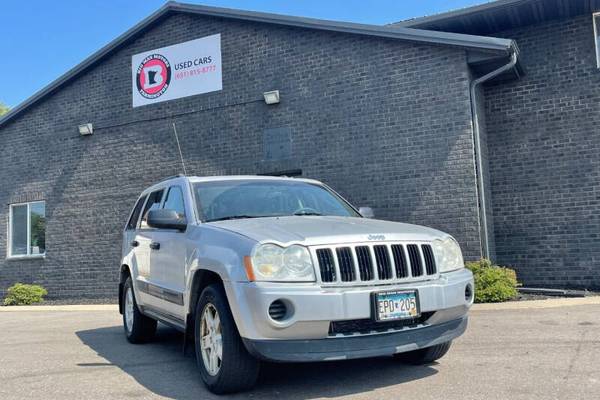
[119,175,474,394]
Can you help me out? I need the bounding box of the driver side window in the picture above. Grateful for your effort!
[163,186,186,219]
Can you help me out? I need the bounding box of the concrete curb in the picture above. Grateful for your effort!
[471,296,600,311]
[1,297,599,312]
[0,304,118,312]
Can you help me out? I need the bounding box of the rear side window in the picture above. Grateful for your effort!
[126,195,147,230]
[163,186,186,218]
[140,190,164,228]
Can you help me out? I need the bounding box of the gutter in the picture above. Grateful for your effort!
[469,48,518,259]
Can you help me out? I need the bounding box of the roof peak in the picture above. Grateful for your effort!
[0,2,516,128]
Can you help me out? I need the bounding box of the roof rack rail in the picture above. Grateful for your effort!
[156,173,186,184]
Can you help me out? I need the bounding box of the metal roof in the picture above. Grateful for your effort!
[0,1,517,128]
[393,0,600,35]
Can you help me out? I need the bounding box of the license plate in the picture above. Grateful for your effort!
[373,290,420,321]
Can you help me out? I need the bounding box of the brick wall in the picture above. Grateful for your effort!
[484,14,600,288]
[0,12,480,299]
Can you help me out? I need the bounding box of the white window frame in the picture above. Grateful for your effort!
[7,200,46,259]
[593,12,600,68]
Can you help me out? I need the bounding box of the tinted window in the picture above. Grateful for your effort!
[30,202,46,255]
[163,186,186,218]
[127,195,147,230]
[140,190,164,228]
[10,205,28,256]
[193,180,360,222]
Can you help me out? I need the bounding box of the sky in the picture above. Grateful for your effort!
[0,0,488,108]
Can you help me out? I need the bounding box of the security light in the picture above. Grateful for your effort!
[78,123,93,136]
[263,90,280,105]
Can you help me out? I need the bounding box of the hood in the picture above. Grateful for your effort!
[207,216,447,246]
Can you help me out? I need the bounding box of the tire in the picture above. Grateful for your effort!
[395,341,452,364]
[194,284,260,394]
[122,277,157,344]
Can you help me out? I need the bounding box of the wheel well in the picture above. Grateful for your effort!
[118,265,131,315]
[189,270,223,314]
[120,265,131,283]
[184,270,226,348]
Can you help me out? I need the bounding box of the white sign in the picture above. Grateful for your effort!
[131,34,222,107]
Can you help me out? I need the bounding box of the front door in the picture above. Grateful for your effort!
[147,185,188,320]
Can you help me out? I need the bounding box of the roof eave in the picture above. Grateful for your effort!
[392,0,526,29]
[171,2,515,52]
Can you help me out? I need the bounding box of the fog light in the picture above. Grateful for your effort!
[268,299,288,321]
[465,284,474,302]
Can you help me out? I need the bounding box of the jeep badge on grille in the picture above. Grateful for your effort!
[368,234,386,241]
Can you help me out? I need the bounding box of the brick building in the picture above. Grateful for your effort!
[0,0,597,299]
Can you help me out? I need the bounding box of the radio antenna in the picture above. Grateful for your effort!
[171,122,187,176]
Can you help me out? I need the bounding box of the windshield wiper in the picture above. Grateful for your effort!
[293,211,322,216]
[206,215,270,222]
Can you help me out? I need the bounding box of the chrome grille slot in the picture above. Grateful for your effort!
[312,242,439,286]
[391,244,408,278]
[407,244,423,277]
[422,244,437,275]
[373,245,393,280]
[316,248,336,282]
[355,246,374,281]
[336,247,356,282]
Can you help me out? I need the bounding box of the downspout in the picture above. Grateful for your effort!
[469,49,518,260]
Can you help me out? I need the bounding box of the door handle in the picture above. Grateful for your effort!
[149,242,160,250]
[130,240,139,247]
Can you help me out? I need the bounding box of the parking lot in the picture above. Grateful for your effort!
[1,300,599,400]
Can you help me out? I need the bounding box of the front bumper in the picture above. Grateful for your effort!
[225,268,473,342]
[243,316,467,362]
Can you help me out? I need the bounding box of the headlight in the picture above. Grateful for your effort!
[432,237,464,273]
[248,244,316,282]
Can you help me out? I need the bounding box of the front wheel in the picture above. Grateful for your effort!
[194,284,260,394]
[395,341,452,364]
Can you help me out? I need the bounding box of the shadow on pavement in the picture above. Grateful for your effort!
[76,324,438,399]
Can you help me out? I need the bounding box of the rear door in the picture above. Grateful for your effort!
[123,194,147,272]
[133,189,165,308]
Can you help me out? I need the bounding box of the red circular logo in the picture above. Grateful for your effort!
[136,54,171,99]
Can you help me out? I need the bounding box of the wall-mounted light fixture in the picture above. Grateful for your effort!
[263,90,280,105]
[78,123,93,136]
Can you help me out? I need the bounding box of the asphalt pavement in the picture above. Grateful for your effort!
[0,300,598,399]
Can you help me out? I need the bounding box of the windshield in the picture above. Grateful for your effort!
[193,180,361,222]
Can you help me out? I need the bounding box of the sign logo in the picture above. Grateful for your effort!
[136,54,171,99]
[368,234,386,241]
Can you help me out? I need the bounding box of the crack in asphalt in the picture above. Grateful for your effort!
[555,327,588,399]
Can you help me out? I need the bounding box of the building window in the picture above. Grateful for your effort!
[9,201,46,258]
[594,13,600,68]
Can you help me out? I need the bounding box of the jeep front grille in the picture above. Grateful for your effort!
[312,243,437,285]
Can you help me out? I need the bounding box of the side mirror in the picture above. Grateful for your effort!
[359,207,375,219]
[147,209,187,231]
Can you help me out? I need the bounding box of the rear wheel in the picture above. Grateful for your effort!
[395,341,452,364]
[194,284,260,394]
[122,277,157,343]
